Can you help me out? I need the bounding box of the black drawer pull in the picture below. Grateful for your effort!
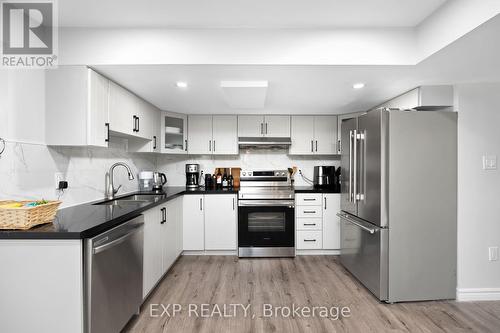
[303,223,316,226]
[303,198,317,201]
[303,211,316,214]
[304,239,316,242]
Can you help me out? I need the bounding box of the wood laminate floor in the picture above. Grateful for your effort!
[124,256,500,333]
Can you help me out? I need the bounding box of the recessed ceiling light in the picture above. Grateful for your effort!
[176,81,188,88]
[353,83,365,89]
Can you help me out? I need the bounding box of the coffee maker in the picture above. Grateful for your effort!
[185,164,200,189]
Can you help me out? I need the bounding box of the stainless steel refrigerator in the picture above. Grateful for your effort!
[338,108,457,303]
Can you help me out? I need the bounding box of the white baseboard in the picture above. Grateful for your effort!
[456,288,500,301]
[182,250,237,256]
[295,249,340,256]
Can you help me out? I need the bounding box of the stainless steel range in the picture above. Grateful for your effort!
[238,169,295,257]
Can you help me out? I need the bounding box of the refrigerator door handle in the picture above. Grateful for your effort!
[356,130,366,201]
[349,130,353,202]
[353,129,358,203]
[337,212,376,234]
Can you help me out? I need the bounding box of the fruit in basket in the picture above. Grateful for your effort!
[0,203,23,208]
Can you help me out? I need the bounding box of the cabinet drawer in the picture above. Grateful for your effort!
[296,194,322,206]
[296,218,322,231]
[297,206,322,218]
[297,231,323,249]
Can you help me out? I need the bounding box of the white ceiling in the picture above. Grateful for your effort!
[59,0,447,28]
[94,14,500,115]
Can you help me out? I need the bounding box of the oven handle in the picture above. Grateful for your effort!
[238,200,295,208]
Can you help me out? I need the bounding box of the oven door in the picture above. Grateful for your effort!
[238,200,295,256]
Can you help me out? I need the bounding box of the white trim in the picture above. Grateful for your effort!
[182,250,237,256]
[456,288,500,301]
[296,249,340,256]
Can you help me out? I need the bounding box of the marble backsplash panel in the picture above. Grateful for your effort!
[0,138,156,208]
[157,147,340,187]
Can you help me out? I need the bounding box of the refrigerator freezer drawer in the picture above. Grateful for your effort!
[339,213,388,301]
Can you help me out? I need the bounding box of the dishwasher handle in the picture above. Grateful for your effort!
[93,224,143,255]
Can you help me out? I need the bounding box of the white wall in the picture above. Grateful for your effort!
[456,82,500,301]
[157,150,339,187]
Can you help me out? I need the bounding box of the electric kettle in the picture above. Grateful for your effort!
[152,172,167,192]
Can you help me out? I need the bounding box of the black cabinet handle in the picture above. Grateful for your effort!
[304,239,317,242]
[160,207,166,224]
[315,140,318,152]
[303,223,316,226]
[324,197,327,210]
[137,116,140,132]
[132,116,136,132]
[153,136,157,150]
[185,139,188,151]
[105,123,110,142]
[303,198,316,201]
[303,210,316,214]
[265,123,268,135]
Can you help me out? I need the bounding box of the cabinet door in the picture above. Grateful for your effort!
[162,112,188,154]
[182,195,205,250]
[264,115,290,137]
[238,115,264,137]
[135,99,154,140]
[212,115,238,155]
[108,81,136,136]
[187,115,213,154]
[204,194,237,250]
[322,194,341,250]
[314,115,337,155]
[290,116,315,155]
[87,69,109,147]
[142,207,163,298]
[162,202,177,273]
[151,109,161,152]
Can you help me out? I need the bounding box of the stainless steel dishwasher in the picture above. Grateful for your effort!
[84,216,144,333]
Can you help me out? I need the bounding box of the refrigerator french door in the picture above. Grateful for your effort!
[339,109,389,301]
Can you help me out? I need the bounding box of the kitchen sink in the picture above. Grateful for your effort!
[95,194,160,206]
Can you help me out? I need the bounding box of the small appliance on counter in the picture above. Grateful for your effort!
[152,172,167,192]
[139,171,167,193]
[185,164,200,189]
[313,166,337,189]
[139,171,154,191]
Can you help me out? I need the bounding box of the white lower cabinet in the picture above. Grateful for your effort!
[296,193,340,250]
[204,194,237,250]
[183,195,205,250]
[143,196,183,299]
[322,193,341,250]
[183,194,238,251]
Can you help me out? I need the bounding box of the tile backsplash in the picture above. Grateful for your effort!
[157,147,340,187]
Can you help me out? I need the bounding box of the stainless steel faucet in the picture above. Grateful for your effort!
[106,162,135,200]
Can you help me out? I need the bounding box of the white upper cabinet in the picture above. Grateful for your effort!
[204,194,237,250]
[108,80,136,137]
[46,66,109,147]
[290,116,315,155]
[265,115,290,137]
[188,115,238,155]
[128,104,162,153]
[212,115,238,155]
[290,115,337,155]
[374,85,454,111]
[237,115,263,137]
[314,116,337,155]
[237,115,290,137]
[187,115,213,154]
[162,112,187,154]
[108,81,155,141]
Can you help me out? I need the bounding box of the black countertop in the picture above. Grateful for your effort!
[0,186,338,240]
[0,186,238,240]
[293,186,340,193]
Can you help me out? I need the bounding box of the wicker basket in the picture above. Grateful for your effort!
[0,200,61,230]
